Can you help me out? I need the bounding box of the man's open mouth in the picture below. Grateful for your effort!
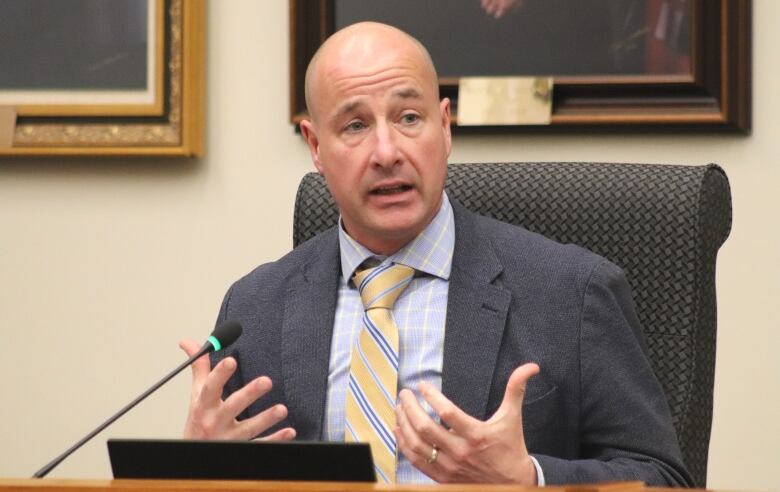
[371,184,412,195]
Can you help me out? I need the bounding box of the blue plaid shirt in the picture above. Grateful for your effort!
[324,193,455,484]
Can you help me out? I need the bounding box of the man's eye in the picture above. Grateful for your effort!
[401,113,420,125]
[344,121,366,133]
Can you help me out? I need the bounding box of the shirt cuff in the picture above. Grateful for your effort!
[530,455,545,486]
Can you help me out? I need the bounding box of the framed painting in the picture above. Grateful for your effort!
[289,0,750,133]
[0,0,205,157]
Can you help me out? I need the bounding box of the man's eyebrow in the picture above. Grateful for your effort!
[332,100,366,121]
[330,88,423,122]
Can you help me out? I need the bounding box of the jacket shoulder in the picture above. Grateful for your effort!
[224,226,338,308]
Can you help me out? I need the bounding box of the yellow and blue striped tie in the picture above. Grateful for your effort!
[345,262,415,484]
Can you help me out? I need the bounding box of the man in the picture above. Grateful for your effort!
[180,22,692,486]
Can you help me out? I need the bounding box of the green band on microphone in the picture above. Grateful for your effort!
[207,335,222,352]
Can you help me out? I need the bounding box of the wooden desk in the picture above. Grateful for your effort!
[0,479,664,492]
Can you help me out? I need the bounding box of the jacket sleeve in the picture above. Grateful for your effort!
[209,282,247,401]
[534,260,694,487]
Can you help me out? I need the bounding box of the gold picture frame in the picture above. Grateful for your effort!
[0,0,205,157]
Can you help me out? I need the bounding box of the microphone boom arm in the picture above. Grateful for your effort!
[32,341,214,478]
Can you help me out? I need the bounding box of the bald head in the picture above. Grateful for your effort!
[304,22,439,122]
[297,21,452,255]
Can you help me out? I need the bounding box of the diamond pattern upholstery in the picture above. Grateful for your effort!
[293,162,732,487]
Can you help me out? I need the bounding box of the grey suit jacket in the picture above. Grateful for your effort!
[212,201,693,486]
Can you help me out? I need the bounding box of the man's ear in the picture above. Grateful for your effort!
[299,119,324,173]
[440,98,453,157]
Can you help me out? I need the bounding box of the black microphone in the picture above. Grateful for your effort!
[32,320,243,478]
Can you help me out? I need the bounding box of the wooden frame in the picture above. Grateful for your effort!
[0,0,205,157]
[289,0,750,133]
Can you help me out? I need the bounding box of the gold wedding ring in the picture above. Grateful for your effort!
[426,445,439,464]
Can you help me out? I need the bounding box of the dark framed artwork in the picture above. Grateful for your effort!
[290,0,751,133]
[0,0,205,157]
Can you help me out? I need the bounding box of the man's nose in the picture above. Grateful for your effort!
[370,122,401,168]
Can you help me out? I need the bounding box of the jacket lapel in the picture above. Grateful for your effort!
[281,229,341,439]
[280,203,513,433]
[442,202,511,420]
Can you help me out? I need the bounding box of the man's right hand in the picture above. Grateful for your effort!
[179,339,296,441]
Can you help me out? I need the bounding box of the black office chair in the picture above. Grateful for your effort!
[293,162,732,487]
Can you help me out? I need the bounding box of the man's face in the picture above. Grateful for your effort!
[300,31,452,255]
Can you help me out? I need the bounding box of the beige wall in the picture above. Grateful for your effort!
[1,1,777,489]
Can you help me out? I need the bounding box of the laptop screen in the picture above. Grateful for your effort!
[108,439,375,482]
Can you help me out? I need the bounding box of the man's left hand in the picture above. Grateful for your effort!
[395,363,540,484]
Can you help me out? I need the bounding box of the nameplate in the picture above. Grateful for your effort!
[458,76,552,125]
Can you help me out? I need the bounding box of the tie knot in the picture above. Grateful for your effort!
[353,263,415,310]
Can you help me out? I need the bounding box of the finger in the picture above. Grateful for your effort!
[222,376,273,419]
[417,381,481,440]
[253,426,297,442]
[179,339,210,389]
[495,363,540,421]
[198,357,237,409]
[234,404,290,440]
[395,400,429,463]
[394,414,455,483]
[398,388,460,452]
[395,402,440,474]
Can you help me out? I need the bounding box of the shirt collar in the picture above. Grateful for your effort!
[338,192,455,284]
